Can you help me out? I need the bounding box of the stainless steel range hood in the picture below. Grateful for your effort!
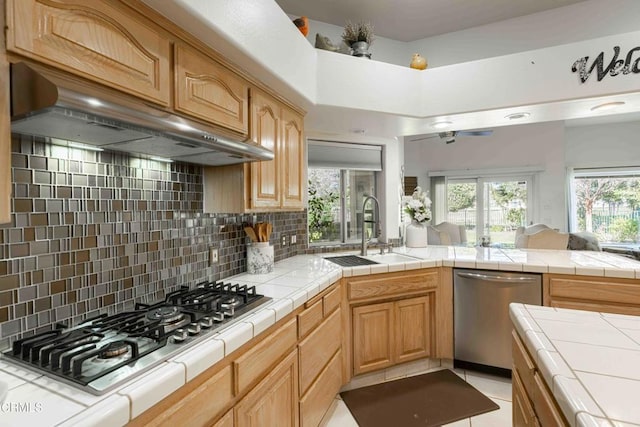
[10,62,274,165]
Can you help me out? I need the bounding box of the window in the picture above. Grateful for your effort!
[432,174,533,247]
[308,168,377,244]
[307,140,382,245]
[569,168,640,244]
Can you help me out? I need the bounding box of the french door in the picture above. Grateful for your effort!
[446,176,532,247]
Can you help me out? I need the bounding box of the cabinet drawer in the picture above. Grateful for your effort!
[512,369,537,427]
[298,299,323,339]
[234,318,297,395]
[548,275,640,306]
[347,270,438,301]
[299,308,342,394]
[512,330,536,395]
[174,43,249,136]
[7,0,171,105]
[532,372,567,427]
[300,350,343,427]
[138,365,233,427]
[323,286,341,316]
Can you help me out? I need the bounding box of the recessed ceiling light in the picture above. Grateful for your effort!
[590,101,626,111]
[505,112,531,120]
[66,141,104,152]
[432,121,452,129]
[150,156,174,163]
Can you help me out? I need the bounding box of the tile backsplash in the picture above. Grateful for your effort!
[0,134,307,349]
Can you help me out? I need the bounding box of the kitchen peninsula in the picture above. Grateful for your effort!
[1,246,639,426]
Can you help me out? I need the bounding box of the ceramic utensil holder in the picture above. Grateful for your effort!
[247,242,274,274]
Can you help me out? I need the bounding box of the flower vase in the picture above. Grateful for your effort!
[405,221,428,248]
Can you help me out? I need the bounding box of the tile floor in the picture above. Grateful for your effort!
[320,368,513,427]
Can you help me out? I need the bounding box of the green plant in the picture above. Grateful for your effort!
[341,20,374,46]
[307,180,339,243]
[609,217,639,242]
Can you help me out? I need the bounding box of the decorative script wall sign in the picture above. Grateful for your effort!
[572,46,640,83]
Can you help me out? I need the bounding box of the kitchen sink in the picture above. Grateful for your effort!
[324,255,379,267]
[324,252,422,267]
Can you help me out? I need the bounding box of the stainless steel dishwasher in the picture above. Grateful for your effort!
[453,268,542,375]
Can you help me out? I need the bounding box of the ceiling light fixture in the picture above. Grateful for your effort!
[150,156,174,163]
[505,112,530,120]
[432,121,452,129]
[590,101,626,111]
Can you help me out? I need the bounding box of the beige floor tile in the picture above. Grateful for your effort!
[470,398,512,427]
[443,418,472,426]
[321,398,359,427]
[465,370,512,401]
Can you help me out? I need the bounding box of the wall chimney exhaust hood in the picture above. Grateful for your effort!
[10,62,274,166]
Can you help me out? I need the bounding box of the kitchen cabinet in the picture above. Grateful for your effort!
[352,296,431,375]
[297,284,344,427]
[203,89,305,213]
[344,268,452,377]
[512,330,568,427]
[174,42,249,137]
[6,0,171,105]
[544,273,640,315]
[235,349,299,427]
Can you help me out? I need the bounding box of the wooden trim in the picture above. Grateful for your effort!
[436,267,453,359]
[0,0,11,224]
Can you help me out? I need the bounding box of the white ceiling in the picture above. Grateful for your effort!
[274,0,588,42]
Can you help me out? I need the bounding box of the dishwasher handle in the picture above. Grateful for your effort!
[455,271,538,283]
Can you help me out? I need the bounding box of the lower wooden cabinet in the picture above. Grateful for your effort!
[235,349,299,427]
[352,295,432,375]
[211,409,234,427]
[512,330,567,427]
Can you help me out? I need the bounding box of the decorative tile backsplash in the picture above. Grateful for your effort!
[0,134,307,349]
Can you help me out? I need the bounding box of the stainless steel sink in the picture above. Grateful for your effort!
[324,255,379,267]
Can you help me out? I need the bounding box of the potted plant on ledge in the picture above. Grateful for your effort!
[342,20,374,59]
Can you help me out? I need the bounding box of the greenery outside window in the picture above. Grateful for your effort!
[308,168,377,245]
[569,168,640,244]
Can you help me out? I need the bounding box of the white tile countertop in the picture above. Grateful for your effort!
[510,303,640,427]
[1,247,639,426]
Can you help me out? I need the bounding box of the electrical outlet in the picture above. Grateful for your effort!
[209,247,219,265]
[281,234,288,246]
[290,235,297,244]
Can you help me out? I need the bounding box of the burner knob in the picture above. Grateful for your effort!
[220,303,235,317]
[212,312,225,322]
[187,322,201,335]
[200,316,214,328]
[172,328,188,343]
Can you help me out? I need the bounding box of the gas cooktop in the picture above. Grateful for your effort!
[2,281,271,395]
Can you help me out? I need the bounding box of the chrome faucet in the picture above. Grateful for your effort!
[360,195,381,256]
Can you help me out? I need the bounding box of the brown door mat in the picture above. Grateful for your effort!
[340,369,500,427]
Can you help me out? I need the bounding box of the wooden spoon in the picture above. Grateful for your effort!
[244,226,258,242]
[266,223,272,241]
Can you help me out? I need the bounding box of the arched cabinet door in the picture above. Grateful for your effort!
[174,42,249,137]
[281,107,305,210]
[6,0,171,105]
[249,89,281,210]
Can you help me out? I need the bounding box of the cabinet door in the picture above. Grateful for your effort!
[249,90,280,210]
[352,302,394,375]
[235,349,299,427]
[174,43,249,136]
[280,107,305,210]
[395,296,431,364]
[211,409,234,427]
[7,0,170,105]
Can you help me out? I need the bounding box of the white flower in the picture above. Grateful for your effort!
[403,187,432,224]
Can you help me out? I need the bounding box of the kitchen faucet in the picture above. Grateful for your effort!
[360,195,381,256]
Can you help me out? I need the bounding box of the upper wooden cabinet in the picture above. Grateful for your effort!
[204,89,306,213]
[174,43,249,136]
[6,0,171,105]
